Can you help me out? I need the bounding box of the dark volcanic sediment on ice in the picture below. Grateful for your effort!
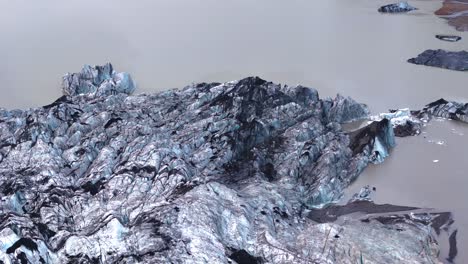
[435,35,462,42]
[377,2,417,13]
[0,64,459,263]
[408,49,468,71]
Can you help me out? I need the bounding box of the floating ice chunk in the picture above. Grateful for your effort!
[374,108,411,121]
[378,2,417,13]
[349,185,373,203]
[428,139,447,146]
[436,35,462,42]
[372,108,422,137]
[451,128,465,136]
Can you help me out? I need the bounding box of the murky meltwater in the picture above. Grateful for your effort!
[343,119,468,263]
[1,0,468,112]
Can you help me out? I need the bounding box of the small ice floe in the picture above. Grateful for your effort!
[436,35,462,42]
[371,108,422,137]
[428,139,447,146]
[348,185,374,203]
[378,2,417,13]
[451,128,464,136]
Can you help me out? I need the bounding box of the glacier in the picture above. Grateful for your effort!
[0,64,460,263]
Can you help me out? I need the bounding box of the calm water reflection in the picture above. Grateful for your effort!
[1,0,468,111]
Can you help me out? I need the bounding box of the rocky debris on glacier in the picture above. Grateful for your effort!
[417,98,468,123]
[0,64,456,263]
[408,49,468,71]
[378,2,417,13]
[435,35,462,42]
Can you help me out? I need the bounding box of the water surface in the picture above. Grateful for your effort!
[1,0,468,112]
[343,119,468,263]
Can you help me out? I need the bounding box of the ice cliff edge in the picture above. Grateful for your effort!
[62,63,135,98]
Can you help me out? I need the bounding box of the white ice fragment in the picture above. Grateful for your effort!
[371,108,412,126]
[451,129,464,136]
[427,139,447,146]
